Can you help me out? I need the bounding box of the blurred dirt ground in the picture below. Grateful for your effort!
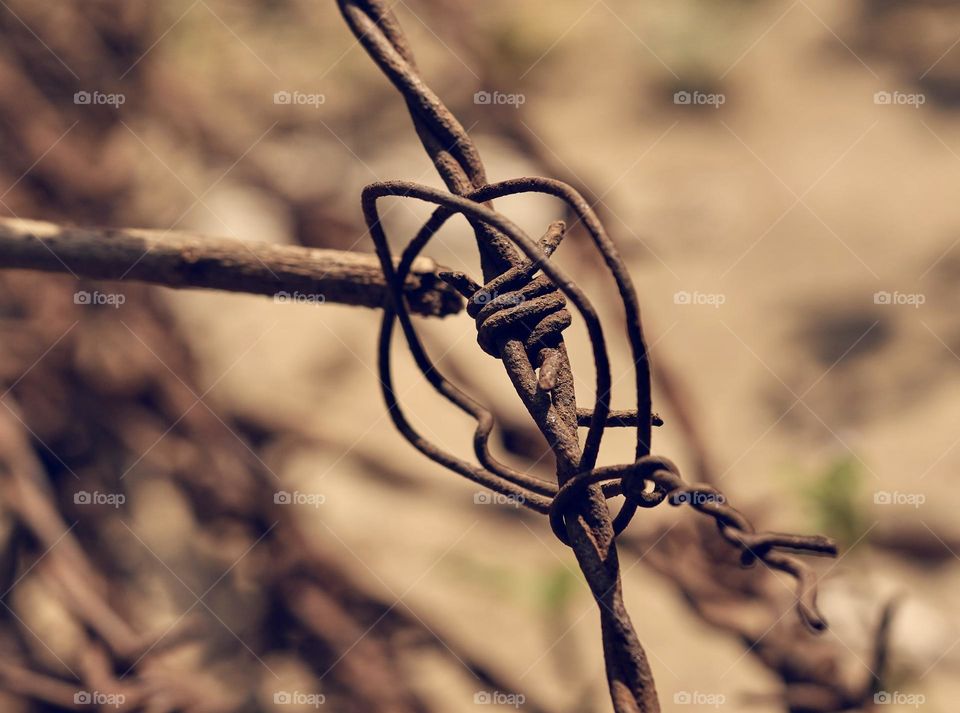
[1,1,959,712]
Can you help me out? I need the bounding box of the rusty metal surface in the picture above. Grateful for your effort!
[335,2,839,710]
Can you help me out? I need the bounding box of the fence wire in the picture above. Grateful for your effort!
[336,1,840,711]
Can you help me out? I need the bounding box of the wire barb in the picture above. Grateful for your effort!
[443,222,572,361]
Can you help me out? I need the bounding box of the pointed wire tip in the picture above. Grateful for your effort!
[538,349,561,391]
[538,221,566,257]
[438,270,481,298]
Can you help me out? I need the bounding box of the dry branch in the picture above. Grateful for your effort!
[0,217,463,317]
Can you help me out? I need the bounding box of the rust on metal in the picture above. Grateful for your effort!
[335,2,839,711]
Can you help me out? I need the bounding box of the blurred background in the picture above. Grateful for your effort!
[0,0,957,711]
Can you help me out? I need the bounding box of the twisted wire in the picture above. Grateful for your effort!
[548,455,838,630]
[364,176,837,635]
[443,220,572,362]
[337,1,841,710]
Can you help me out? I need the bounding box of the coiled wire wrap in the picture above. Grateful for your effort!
[442,221,572,361]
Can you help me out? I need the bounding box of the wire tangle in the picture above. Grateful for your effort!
[363,176,837,637]
[441,220,572,363]
[337,0,841,710]
[548,454,838,631]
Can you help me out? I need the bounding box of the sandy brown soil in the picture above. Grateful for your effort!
[11,0,956,710]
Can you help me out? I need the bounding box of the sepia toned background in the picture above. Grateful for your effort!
[0,1,957,711]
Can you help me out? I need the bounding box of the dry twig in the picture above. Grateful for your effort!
[0,217,462,317]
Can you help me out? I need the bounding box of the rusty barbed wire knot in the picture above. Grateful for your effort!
[439,221,571,366]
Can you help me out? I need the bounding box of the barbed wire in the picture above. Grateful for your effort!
[336,1,839,711]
